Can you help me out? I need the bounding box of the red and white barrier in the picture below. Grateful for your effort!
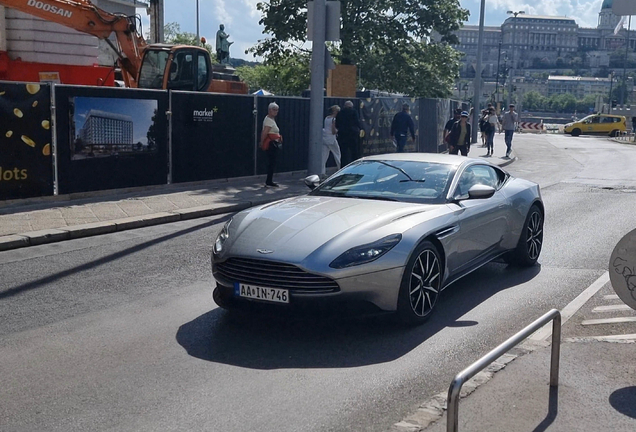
[518,121,545,133]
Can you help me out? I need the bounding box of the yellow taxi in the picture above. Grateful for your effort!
[564,114,626,137]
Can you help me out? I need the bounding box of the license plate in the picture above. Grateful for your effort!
[234,283,289,304]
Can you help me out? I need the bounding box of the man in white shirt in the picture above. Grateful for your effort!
[501,104,518,158]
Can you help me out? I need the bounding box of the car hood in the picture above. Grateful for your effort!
[223,196,441,262]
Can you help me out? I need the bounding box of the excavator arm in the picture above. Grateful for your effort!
[0,0,146,86]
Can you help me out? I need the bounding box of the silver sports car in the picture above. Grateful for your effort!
[212,154,543,324]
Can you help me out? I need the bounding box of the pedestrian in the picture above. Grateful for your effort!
[335,100,363,166]
[501,104,518,158]
[631,116,636,134]
[322,105,342,177]
[485,107,500,157]
[260,102,282,187]
[390,103,416,153]
[479,109,488,147]
[444,108,462,146]
[447,111,471,156]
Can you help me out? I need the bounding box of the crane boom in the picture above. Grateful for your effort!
[0,0,146,86]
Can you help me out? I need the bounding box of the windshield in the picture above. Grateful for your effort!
[138,50,170,89]
[310,160,455,204]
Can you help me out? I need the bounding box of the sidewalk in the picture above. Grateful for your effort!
[396,338,636,432]
[0,151,515,251]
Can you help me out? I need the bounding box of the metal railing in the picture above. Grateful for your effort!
[446,309,561,432]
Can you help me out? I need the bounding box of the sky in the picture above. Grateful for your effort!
[140,0,609,61]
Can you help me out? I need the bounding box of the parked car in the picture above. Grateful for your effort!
[211,154,544,324]
[564,113,626,137]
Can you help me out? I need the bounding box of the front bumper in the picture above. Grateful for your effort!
[212,262,404,314]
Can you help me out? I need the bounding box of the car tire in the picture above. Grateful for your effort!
[396,240,442,325]
[505,204,543,267]
[571,128,581,137]
[610,130,619,137]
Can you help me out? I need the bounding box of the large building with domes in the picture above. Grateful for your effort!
[454,0,636,78]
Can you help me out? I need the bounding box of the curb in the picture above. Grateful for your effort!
[0,201,263,252]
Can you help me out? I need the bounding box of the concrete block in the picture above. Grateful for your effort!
[0,235,30,251]
[63,221,117,239]
[24,229,70,246]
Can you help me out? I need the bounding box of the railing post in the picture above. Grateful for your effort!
[446,309,561,432]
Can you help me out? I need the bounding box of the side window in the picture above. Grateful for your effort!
[138,50,169,89]
[168,51,195,91]
[455,165,500,198]
[614,117,622,123]
[197,53,209,91]
[590,116,600,124]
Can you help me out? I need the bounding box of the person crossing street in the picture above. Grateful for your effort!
[501,104,518,158]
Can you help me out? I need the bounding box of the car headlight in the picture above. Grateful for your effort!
[329,234,402,269]
[213,219,232,255]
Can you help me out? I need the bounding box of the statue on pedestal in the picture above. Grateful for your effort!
[216,24,233,65]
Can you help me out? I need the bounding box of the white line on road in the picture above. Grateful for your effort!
[604,294,620,300]
[581,317,636,326]
[592,304,634,313]
[565,334,636,342]
[529,271,610,341]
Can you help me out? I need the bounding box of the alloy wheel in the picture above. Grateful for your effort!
[526,211,543,261]
[408,249,441,317]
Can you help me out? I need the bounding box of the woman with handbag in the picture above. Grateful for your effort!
[260,102,282,187]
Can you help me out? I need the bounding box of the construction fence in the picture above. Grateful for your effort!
[1,80,460,200]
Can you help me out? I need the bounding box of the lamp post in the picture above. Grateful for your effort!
[621,15,632,105]
[495,43,505,109]
[609,71,615,114]
[196,0,200,46]
[463,83,469,101]
[507,10,525,107]
[471,0,486,143]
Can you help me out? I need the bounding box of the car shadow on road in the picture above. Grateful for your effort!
[175,263,541,369]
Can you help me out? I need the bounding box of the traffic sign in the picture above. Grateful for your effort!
[613,0,636,16]
[609,228,636,310]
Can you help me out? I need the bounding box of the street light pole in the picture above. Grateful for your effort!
[507,10,525,107]
[196,0,200,46]
[621,15,632,105]
[495,42,503,110]
[471,0,486,144]
[609,71,614,114]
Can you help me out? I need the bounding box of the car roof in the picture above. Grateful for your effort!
[359,153,493,169]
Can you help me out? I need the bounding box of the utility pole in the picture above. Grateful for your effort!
[471,0,486,143]
[507,10,525,108]
[609,71,615,114]
[147,0,164,43]
[308,0,326,176]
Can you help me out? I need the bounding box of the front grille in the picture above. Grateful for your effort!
[215,258,340,294]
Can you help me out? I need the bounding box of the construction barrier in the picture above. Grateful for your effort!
[518,121,545,133]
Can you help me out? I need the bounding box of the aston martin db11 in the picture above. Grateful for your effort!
[212,154,543,324]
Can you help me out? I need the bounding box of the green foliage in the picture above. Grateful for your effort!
[523,91,597,113]
[164,22,216,60]
[235,53,311,95]
[250,0,469,97]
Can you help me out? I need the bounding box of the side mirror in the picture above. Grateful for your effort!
[467,184,496,199]
[304,175,321,190]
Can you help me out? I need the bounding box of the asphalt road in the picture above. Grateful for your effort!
[2,133,636,432]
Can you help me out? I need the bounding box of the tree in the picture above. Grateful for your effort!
[522,91,547,111]
[236,52,311,95]
[163,22,216,60]
[250,0,469,97]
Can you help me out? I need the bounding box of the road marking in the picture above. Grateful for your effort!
[581,317,636,326]
[529,271,609,341]
[565,334,636,342]
[604,294,619,300]
[592,304,634,312]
